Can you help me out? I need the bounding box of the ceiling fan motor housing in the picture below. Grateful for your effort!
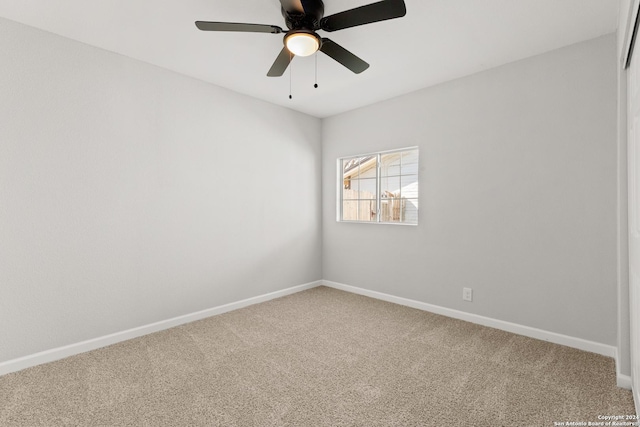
[281,0,325,31]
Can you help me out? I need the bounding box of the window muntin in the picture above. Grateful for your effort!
[339,148,418,225]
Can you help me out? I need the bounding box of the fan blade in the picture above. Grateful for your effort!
[320,39,369,74]
[267,47,293,77]
[320,0,406,32]
[195,21,283,34]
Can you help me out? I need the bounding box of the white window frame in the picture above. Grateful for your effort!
[337,147,419,225]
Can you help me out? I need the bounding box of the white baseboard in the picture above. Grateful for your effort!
[0,280,322,377]
[326,280,635,390]
[322,280,617,359]
[618,374,633,390]
[614,348,633,390]
[2,279,629,392]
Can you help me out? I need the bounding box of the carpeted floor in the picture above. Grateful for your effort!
[0,286,635,426]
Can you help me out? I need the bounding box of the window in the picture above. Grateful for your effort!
[338,147,418,225]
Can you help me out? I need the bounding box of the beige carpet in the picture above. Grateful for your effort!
[0,286,635,426]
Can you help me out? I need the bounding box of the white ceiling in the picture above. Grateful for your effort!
[0,0,619,118]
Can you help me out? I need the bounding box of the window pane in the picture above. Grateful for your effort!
[353,178,377,199]
[400,175,419,198]
[380,176,401,197]
[380,197,404,223]
[342,200,358,221]
[342,158,355,190]
[358,200,377,222]
[401,150,419,175]
[380,152,401,177]
[357,157,377,179]
[343,188,358,200]
[403,199,419,224]
[342,157,362,174]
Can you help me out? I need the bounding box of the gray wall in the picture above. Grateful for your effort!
[0,15,621,364]
[322,35,618,345]
[0,18,322,363]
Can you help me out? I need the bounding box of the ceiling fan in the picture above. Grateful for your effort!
[195,0,407,77]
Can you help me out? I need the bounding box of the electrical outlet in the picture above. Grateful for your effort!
[463,287,473,302]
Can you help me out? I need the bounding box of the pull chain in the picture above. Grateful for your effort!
[289,51,293,100]
[314,53,318,89]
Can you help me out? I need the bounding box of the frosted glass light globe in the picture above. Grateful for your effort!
[285,32,320,57]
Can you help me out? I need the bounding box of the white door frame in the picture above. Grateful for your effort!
[624,0,640,414]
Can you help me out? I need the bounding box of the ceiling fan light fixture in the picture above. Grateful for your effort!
[284,31,321,57]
